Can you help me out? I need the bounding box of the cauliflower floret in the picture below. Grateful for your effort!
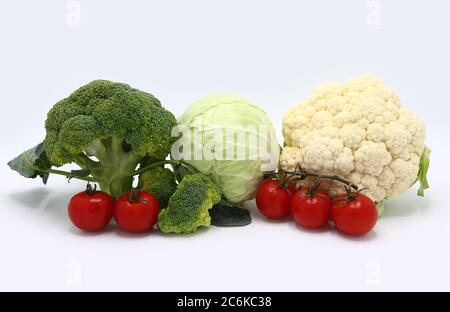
[354,141,391,176]
[281,75,427,203]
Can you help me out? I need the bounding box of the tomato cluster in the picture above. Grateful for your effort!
[256,179,378,236]
[68,185,160,233]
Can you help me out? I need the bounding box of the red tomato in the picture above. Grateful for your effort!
[114,191,160,233]
[331,194,378,236]
[68,188,113,232]
[291,188,332,229]
[256,180,291,220]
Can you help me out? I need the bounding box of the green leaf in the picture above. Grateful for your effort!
[417,145,431,196]
[7,142,52,184]
[209,199,252,227]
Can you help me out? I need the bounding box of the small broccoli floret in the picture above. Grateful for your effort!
[157,173,221,234]
[139,167,177,207]
[10,80,177,199]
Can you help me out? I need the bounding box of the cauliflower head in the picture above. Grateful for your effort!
[280,75,427,202]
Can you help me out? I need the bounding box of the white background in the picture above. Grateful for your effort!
[0,0,449,291]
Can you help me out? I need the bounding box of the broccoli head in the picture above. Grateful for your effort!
[9,80,177,199]
[157,173,221,234]
[139,167,178,207]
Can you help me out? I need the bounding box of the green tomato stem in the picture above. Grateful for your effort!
[267,170,359,190]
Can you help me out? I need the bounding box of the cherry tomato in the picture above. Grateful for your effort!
[291,188,332,229]
[114,190,160,233]
[331,193,378,236]
[256,179,291,220]
[68,186,113,232]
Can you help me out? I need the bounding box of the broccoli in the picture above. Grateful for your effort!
[139,167,177,207]
[157,173,221,234]
[8,80,177,199]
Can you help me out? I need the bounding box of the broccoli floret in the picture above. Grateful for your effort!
[9,80,177,199]
[139,167,177,207]
[157,173,221,234]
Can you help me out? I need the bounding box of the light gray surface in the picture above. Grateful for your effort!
[0,0,448,291]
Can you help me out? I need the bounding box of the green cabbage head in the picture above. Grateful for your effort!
[172,93,280,204]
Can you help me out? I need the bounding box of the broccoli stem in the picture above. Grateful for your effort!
[26,136,196,199]
[98,159,196,198]
[131,160,196,177]
[97,159,196,198]
[25,165,99,182]
[97,175,134,199]
[94,158,138,199]
[87,137,140,199]
[72,153,100,169]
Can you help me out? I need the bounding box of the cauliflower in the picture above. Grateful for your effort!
[280,75,429,205]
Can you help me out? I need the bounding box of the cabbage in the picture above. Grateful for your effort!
[172,93,280,204]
